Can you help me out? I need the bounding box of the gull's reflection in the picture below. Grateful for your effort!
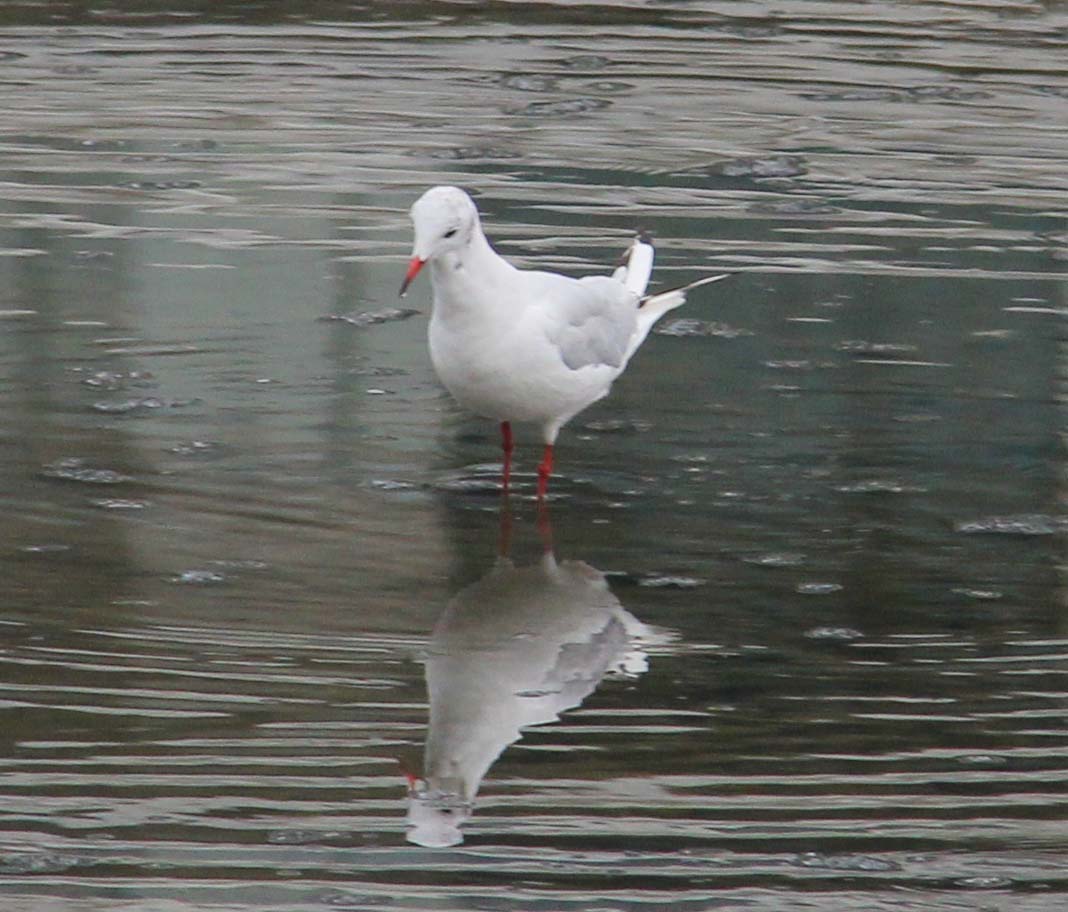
[405,508,657,847]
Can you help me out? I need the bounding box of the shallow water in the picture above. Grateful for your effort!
[2,0,1067,909]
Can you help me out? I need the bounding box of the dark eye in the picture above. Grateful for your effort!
[443,228,458,238]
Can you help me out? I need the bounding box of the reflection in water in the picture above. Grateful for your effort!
[406,508,657,847]
[1,1,1067,906]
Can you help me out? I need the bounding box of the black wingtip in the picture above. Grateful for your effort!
[636,228,654,247]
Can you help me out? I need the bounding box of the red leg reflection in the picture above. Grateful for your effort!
[535,444,554,500]
[500,421,514,493]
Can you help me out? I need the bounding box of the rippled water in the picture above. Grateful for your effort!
[2,1,1067,909]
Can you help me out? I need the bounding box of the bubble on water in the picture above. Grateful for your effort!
[748,198,839,216]
[951,587,1004,601]
[435,476,502,495]
[835,479,925,494]
[426,146,521,161]
[954,876,1013,889]
[41,458,134,485]
[320,890,383,908]
[369,479,418,491]
[91,498,149,510]
[583,81,634,93]
[792,852,901,872]
[209,559,269,570]
[91,397,165,414]
[268,828,344,845]
[81,369,155,389]
[19,544,72,554]
[655,318,752,339]
[796,582,843,595]
[172,570,226,585]
[319,307,419,327]
[713,154,808,179]
[101,343,202,356]
[764,359,814,370]
[0,853,85,874]
[956,514,1067,536]
[499,73,559,92]
[119,179,203,190]
[957,753,1008,767]
[560,54,611,70]
[510,97,612,117]
[169,440,221,457]
[638,575,705,589]
[836,340,919,355]
[582,418,651,434]
[805,626,864,642]
[893,413,941,423]
[744,552,805,568]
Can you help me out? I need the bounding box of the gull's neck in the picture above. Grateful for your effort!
[429,225,517,319]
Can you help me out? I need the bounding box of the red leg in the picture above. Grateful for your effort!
[500,421,514,493]
[536,443,554,500]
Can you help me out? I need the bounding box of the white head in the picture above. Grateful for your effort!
[399,186,481,296]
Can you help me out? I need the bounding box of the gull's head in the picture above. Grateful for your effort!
[400,186,480,296]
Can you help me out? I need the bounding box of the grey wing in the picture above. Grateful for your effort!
[535,274,638,371]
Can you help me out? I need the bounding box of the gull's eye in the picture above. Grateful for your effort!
[443,228,458,238]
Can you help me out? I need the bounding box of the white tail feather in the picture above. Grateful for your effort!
[626,273,730,362]
[611,235,655,297]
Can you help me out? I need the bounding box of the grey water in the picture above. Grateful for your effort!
[1,0,1067,909]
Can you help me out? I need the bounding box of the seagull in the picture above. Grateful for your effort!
[400,186,727,498]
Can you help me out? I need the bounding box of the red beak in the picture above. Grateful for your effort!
[399,256,425,297]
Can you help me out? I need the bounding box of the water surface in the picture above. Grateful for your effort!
[1,1,1067,909]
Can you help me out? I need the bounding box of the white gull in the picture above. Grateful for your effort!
[400,185,726,498]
